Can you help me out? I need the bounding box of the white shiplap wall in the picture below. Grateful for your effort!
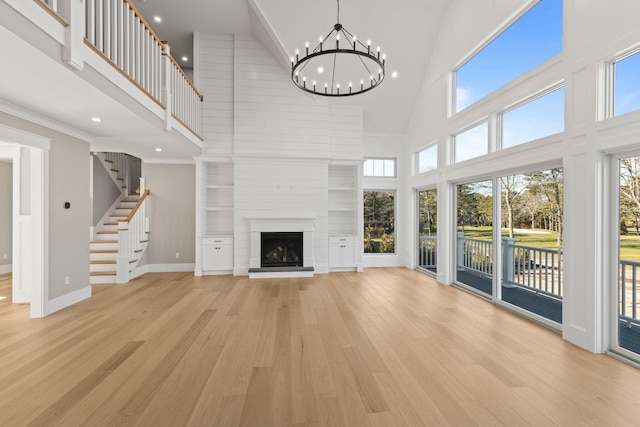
[196,33,364,274]
[196,33,234,156]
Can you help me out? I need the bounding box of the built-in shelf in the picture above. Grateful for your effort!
[328,164,358,236]
[205,184,234,189]
[203,161,234,236]
[205,206,233,211]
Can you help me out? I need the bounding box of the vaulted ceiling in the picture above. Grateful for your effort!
[133,0,451,133]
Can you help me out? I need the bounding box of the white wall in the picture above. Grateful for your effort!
[144,163,196,266]
[196,34,364,274]
[403,0,640,353]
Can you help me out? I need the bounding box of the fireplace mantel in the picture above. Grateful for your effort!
[248,217,315,278]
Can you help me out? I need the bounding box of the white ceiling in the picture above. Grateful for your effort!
[133,0,451,133]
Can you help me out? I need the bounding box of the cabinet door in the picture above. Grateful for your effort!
[202,245,218,270]
[341,243,356,267]
[329,244,342,267]
[217,245,234,270]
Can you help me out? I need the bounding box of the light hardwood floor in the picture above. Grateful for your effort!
[1,269,639,426]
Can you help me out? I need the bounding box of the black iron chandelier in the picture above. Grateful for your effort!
[291,0,386,97]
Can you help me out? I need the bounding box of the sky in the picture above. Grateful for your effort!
[452,0,565,163]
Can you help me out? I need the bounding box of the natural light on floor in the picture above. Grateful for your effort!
[0,296,7,300]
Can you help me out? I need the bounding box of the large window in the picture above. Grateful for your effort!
[417,145,437,173]
[455,0,563,112]
[502,86,565,149]
[364,191,395,254]
[613,51,640,117]
[364,158,396,177]
[454,122,488,163]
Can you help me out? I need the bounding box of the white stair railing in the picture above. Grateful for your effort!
[103,152,130,195]
[116,185,149,284]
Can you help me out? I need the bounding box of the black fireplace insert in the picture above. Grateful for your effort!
[261,232,303,268]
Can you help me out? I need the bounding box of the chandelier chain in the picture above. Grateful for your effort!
[337,0,340,24]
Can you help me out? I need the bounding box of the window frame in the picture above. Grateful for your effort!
[416,144,438,174]
[600,45,640,121]
[363,189,397,255]
[453,120,489,164]
[363,158,397,178]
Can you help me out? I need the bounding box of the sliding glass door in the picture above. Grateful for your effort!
[613,154,640,359]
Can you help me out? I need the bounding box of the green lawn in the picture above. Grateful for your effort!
[453,226,640,261]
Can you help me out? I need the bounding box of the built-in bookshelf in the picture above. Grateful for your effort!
[204,161,234,236]
[328,164,358,236]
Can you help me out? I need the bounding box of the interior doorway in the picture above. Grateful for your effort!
[0,124,50,318]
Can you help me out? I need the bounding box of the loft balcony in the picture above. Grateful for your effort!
[0,0,203,160]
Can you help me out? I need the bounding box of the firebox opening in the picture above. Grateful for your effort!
[261,232,303,268]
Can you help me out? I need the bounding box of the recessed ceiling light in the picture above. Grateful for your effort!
[153,16,162,23]
[182,56,188,62]
[391,71,398,78]
[317,66,324,74]
[91,117,101,122]
[155,148,162,152]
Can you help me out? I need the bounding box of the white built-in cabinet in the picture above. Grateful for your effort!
[202,237,233,271]
[328,164,360,271]
[196,159,234,275]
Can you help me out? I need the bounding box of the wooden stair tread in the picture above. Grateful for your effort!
[103,222,117,226]
[140,240,149,243]
[97,231,118,235]
[134,249,143,253]
[91,250,117,254]
[90,271,115,276]
[129,259,138,264]
[105,159,113,163]
[90,240,118,244]
[91,260,116,265]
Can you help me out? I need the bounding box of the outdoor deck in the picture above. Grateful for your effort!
[425,268,640,354]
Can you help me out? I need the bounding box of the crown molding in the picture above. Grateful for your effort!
[0,99,95,143]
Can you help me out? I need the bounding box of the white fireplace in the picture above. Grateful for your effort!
[247,217,315,278]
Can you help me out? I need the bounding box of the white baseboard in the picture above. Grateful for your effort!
[0,264,12,275]
[44,286,92,316]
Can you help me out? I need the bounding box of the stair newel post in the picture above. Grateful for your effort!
[116,220,131,284]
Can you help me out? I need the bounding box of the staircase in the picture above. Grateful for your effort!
[91,152,148,284]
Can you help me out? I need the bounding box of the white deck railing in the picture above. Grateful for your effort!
[620,259,640,327]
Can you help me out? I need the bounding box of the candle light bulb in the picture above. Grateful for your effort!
[349,82,352,87]
[377,46,380,52]
[305,42,309,48]
[295,49,299,55]
[319,36,323,43]
[360,79,364,85]
[353,35,357,42]
[336,34,340,40]
[382,54,386,60]
[291,57,294,63]
[367,40,371,46]
[337,83,340,88]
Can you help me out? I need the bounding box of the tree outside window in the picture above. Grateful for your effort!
[364,191,395,253]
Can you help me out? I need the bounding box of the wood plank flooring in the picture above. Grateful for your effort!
[1,269,640,426]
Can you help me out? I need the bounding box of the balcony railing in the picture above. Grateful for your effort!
[452,234,563,300]
[620,259,640,327]
[82,0,203,138]
[418,235,437,269]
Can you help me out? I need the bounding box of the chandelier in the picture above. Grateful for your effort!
[290,0,386,97]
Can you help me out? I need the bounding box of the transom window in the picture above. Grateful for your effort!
[455,0,563,112]
[613,50,640,117]
[364,158,396,177]
[501,85,565,149]
[454,122,488,163]
[417,145,438,174]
